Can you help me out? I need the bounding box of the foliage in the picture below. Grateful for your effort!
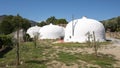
[23,34,32,42]
[55,18,68,24]
[0,34,13,49]
[0,15,31,35]
[0,42,46,68]
[101,16,120,32]
[0,14,31,65]
[0,15,14,34]
[37,21,47,27]
[21,18,31,32]
[12,14,31,31]
[46,16,57,24]
[37,16,68,27]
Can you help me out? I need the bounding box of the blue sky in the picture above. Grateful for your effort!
[0,0,120,22]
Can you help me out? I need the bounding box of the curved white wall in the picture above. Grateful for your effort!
[64,17,106,43]
[26,26,41,38]
[39,24,64,39]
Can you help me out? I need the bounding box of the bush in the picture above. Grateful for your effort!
[23,34,33,42]
[0,34,13,49]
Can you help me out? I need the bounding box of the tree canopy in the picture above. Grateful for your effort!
[0,15,14,34]
[46,16,57,24]
[37,16,68,27]
[0,15,31,34]
[101,16,120,32]
[0,34,13,49]
[55,19,68,24]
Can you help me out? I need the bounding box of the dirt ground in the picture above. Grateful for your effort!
[99,37,120,67]
[50,36,120,68]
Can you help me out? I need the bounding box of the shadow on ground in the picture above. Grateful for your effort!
[25,59,49,64]
[0,47,12,58]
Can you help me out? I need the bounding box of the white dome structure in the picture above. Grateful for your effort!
[39,24,65,39]
[64,17,106,43]
[26,26,41,38]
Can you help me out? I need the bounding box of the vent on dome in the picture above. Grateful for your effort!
[82,16,87,19]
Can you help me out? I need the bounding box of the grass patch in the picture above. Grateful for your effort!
[99,41,112,45]
[57,51,78,62]
[53,41,111,48]
[53,43,87,48]
[0,42,47,68]
[57,51,79,66]
[76,53,117,68]
[57,51,117,67]
[0,40,117,68]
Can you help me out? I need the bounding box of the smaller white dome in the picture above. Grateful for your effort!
[39,24,65,39]
[26,26,41,38]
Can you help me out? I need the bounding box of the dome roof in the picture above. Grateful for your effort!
[26,26,41,38]
[64,17,106,43]
[39,24,64,39]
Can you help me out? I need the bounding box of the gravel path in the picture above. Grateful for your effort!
[107,37,120,46]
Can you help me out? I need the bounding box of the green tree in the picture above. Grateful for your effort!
[46,16,57,24]
[116,17,120,31]
[56,19,68,24]
[102,16,120,32]
[37,21,47,27]
[21,18,31,42]
[0,14,31,66]
[21,18,31,32]
[23,34,31,42]
[0,15,14,34]
[0,35,13,51]
[37,16,68,26]
[12,14,22,66]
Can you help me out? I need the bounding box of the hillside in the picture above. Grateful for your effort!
[0,15,120,68]
[101,16,120,32]
[0,40,120,68]
[0,15,6,22]
[0,15,38,26]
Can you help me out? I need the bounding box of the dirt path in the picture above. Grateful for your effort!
[107,37,120,46]
[99,37,120,67]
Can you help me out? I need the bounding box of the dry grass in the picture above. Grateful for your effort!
[0,38,120,68]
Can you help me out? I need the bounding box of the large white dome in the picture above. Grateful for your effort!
[39,24,65,39]
[64,17,106,43]
[26,26,41,38]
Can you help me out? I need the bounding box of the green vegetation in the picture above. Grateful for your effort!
[0,34,13,51]
[53,41,110,48]
[53,43,87,48]
[101,16,120,32]
[0,40,117,68]
[57,51,79,66]
[37,16,68,27]
[57,52,116,68]
[0,42,47,68]
[0,15,119,68]
[0,14,31,35]
[76,53,116,68]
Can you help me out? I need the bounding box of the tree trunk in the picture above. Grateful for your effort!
[16,29,20,66]
[93,31,98,57]
[0,45,6,52]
